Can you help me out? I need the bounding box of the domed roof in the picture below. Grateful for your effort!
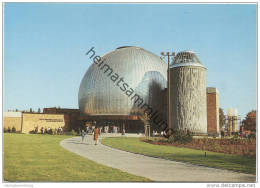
[78,46,167,116]
[171,51,205,69]
[116,46,143,50]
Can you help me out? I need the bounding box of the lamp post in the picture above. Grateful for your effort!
[161,52,175,130]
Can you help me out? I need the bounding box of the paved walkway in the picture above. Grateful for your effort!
[60,134,256,182]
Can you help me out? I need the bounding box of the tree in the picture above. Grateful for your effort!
[139,112,151,137]
[219,108,225,130]
[38,108,41,113]
[30,108,33,113]
[242,110,256,132]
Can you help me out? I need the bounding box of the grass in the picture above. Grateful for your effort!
[102,137,256,175]
[3,133,150,182]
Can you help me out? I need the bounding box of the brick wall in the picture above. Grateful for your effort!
[207,88,219,135]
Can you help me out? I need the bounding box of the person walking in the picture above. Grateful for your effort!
[122,128,125,135]
[81,130,86,142]
[94,126,99,145]
[99,127,102,135]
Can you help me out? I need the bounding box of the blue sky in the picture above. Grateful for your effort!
[4,3,257,119]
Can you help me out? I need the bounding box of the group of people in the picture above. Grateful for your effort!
[37,126,63,134]
[152,128,191,137]
[81,126,126,145]
[81,126,100,145]
[99,125,120,133]
[152,130,166,137]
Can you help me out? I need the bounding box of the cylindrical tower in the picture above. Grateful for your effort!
[227,108,238,134]
[170,51,207,134]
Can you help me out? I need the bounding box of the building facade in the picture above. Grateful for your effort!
[79,46,168,132]
[170,51,207,134]
[3,112,22,132]
[207,87,220,135]
[4,47,220,135]
[3,108,82,134]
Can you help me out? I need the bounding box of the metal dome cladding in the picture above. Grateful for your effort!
[79,46,167,116]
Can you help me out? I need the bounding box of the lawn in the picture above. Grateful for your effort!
[102,137,256,175]
[3,133,150,182]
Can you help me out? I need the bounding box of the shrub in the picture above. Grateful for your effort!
[168,135,174,143]
[212,142,220,152]
[34,127,38,134]
[201,137,209,150]
[11,127,16,133]
[71,129,77,136]
[233,132,239,138]
[168,129,193,144]
[230,137,240,145]
[4,127,8,133]
[78,128,81,135]
[164,128,174,138]
[29,130,36,134]
[7,127,11,133]
[248,133,256,140]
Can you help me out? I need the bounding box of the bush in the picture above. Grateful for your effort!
[4,127,8,133]
[7,127,11,133]
[71,129,77,136]
[168,129,193,144]
[165,128,174,138]
[11,127,16,133]
[29,130,36,134]
[29,128,39,134]
[232,132,239,138]
[248,133,256,140]
[230,137,241,145]
[78,128,81,135]
[168,135,175,143]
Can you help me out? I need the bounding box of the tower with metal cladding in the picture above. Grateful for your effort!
[170,51,207,134]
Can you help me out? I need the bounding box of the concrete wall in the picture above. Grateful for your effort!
[4,112,76,133]
[43,108,82,131]
[207,88,219,135]
[4,117,22,132]
[170,66,207,134]
[21,113,70,134]
[4,112,22,132]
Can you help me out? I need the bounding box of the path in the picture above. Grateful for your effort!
[60,134,256,182]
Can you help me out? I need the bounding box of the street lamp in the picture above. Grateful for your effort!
[161,51,175,130]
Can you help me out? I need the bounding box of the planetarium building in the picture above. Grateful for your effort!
[79,46,168,132]
[3,47,217,135]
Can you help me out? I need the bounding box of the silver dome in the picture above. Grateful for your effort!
[171,51,205,69]
[78,46,167,117]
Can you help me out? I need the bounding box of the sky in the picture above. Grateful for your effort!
[4,3,257,119]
